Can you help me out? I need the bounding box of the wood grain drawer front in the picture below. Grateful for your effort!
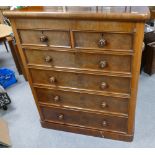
[74,31,133,50]
[41,106,128,132]
[25,49,132,73]
[30,69,130,94]
[18,30,71,47]
[36,88,129,114]
[15,19,135,33]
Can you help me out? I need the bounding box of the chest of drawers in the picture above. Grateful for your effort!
[4,6,150,142]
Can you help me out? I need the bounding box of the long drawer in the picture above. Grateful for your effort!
[24,49,132,73]
[30,68,131,94]
[41,106,128,132]
[18,29,71,48]
[35,87,129,114]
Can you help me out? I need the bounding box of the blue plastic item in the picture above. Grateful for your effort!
[0,68,17,89]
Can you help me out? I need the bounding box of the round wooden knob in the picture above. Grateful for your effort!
[40,35,48,42]
[58,114,64,120]
[101,102,107,108]
[44,56,52,63]
[98,38,106,48]
[99,60,107,69]
[49,77,56,83]
[54,95,60,102]
[102,120,107,127]
[101,82,107,90]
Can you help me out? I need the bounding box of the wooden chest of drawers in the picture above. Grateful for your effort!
[4,6,150,142]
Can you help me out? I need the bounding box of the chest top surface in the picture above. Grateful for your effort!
[3,6,150,21]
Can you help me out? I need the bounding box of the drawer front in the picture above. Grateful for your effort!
[25,49,132,73]
[30,68,130,94]
[35,87,129,114]
[74,31,133,50]
[41,106,128,132]
[18,29,71,47]
[15,19,135,33]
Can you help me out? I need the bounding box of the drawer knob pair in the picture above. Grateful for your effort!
[44,56,52,63]
[40,35,48,42]
[58,114,64,120]
[99,60,107,69]
[54,95,60,102]
[49,77,56,84]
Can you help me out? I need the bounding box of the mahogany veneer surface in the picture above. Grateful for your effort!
[3,6,150,142]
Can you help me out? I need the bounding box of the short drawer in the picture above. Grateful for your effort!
[24,49,132,73]
[74,31,133,50]
[35,87,129,114]
[30,68,130,94]
[18,29,71,47]
[41,106,128,132]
